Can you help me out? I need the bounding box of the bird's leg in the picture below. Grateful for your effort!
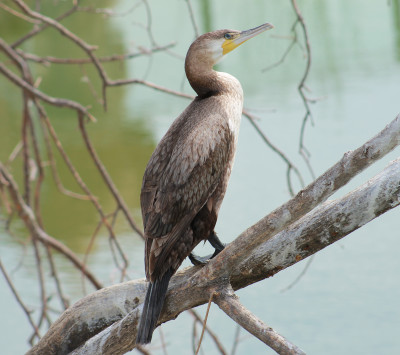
[208,231,225,252]
[189,231,226,266]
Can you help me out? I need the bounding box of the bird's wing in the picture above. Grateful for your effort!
[141,114,233,280]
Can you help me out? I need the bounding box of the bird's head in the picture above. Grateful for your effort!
[186,22,274,70]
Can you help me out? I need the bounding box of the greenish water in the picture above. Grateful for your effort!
[1,1,400,354]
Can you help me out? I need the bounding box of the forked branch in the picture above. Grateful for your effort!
[28,114,400,355]
[214,285,306,355]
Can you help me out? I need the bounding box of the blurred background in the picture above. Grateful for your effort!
[0,0,399,354]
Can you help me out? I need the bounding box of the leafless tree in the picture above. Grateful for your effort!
[0,1,399,354]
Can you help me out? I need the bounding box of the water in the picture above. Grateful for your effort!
[1,0,400,354]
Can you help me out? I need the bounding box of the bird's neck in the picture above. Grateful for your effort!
[185,60,242,99]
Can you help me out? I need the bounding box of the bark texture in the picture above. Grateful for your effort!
[28,115,400,355]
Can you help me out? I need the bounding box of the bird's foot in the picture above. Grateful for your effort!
[189,252,214,266]
[189,242,225,266]
[208,231,225,251]
[189,231,226,266]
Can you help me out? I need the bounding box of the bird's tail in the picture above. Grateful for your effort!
[136,269,173,344]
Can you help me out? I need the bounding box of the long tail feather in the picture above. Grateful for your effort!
[136,269,173,344]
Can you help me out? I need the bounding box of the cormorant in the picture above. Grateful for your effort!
[136,22,273,344]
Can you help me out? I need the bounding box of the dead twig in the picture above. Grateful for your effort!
[0,163,103,290]
[214,285,306,355]
[17,43,176,65]
[78,114,144,238]
[0,61,95,121]
[0,259,41,339]
[195,293,214,355]
[11,2,81,48]
[290,0,315,180]
[243,109,305,196]
[189,309,227,355]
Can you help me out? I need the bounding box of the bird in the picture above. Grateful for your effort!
[136,22,273,345]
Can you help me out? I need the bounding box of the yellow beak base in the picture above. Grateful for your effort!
[222,40,240,55]
[221,22,274,56]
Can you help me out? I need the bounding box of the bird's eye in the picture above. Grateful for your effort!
[224,33,232,40]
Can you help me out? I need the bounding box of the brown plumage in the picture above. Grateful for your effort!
[136,23,273,345]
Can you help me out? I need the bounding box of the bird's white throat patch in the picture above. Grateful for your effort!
[210,39,226,64]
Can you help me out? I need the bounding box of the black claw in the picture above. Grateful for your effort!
[189,252,214,266]
[189,231,226,266]
[208,231,225,251]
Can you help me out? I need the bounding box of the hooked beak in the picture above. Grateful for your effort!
[222,22,274,55]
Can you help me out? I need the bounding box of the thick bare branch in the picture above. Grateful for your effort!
[233,156,400,284]
[29,141,400,354]
[212,114,400,276]
[27,280,146,355]
[2,3,399,353]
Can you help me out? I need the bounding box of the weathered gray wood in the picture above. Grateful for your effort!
[28,115,400,355]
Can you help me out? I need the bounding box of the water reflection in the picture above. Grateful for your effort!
[0,1,155,251]
[199,0,213,33]
[393,0,400,60]
[1,1,400,354]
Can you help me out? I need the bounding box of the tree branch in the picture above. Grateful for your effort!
[0,163,103,290]
[214,285,305,355]
[77,114,144,238]
[215,114,400,277]
[28,118,400,354]
[0,61,95,121]
[0,259,41,339]
[17,43,176,65]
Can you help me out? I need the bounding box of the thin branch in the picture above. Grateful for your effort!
[280,256,314,293]
[158,327,168,355]
[21,97,31,204]
[290,0,315,180]
[7,141,23,164]
[17,43,176,65]
[189,310,227,355]
[0,61,95,121]
[78,114,144,238]
[11,2,80,48]
[262,33,297,72]
[197,113,400,279]
[29,150,400,354]
[243,109,305,195]
[231,325,241,355]
[186,0,200,38]
[38,111,90,200]
[0,2,41,24]
[0,163,103,290]
[76,3,142,18]
[214,285,305,355]
[31,221,47,343]
[0,259,41,339]
[107,77,194,99]
[27,94,49,330]
[192,319,199,354]
[13,0,110,109]
[195,293,214,355]
[39,111,129,275]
